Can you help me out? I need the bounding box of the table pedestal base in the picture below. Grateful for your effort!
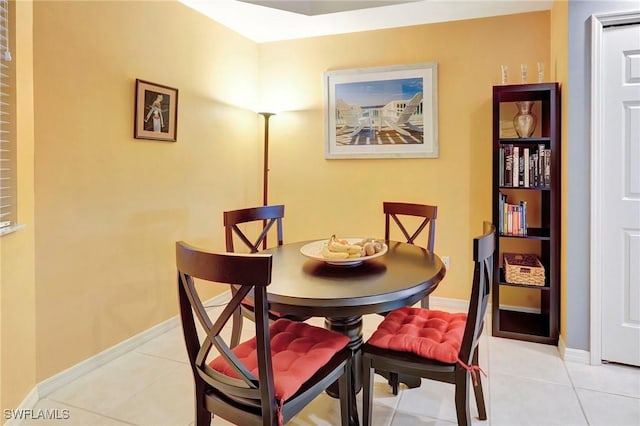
[325,316,362,426]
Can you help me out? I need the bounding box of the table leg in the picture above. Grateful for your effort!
[325,316,362,426]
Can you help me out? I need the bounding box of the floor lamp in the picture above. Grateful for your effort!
[259,112,274,248]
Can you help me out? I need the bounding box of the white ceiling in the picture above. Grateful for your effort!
[237,0,423,16]
[179,0,553,43]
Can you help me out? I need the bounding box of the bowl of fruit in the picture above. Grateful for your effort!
[300,235,387,266]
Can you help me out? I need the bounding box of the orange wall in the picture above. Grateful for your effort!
[551,0,569,343]
[1,0,37,414]
[32,1,259,381]
[260,12,550,304]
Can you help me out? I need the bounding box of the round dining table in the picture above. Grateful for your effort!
[260,239,447,401]
[263,239,445,315]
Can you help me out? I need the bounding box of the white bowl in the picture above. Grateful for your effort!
[299,238,388,266]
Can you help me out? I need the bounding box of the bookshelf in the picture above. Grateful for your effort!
[491,83,560,344]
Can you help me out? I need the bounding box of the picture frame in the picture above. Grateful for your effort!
[324,62,438,159]
[134,79,178,142]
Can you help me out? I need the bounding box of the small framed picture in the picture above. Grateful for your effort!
[134,79,178,141]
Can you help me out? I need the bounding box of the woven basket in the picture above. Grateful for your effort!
[503,253,545,286]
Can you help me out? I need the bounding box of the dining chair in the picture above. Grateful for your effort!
[223,205,309,347]
[176,241,354,426]
[362,222,495,426]
[380,202,439,395]
[383,201,438,309]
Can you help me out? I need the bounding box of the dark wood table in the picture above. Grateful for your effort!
[260,239,446,422]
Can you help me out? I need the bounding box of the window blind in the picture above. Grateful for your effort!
[0,0,14,231]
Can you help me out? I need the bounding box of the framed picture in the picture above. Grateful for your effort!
[324,62,438,159]
[134,79,178,141]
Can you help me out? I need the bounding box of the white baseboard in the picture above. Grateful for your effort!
[429,296,468,312]
[558,334,591,364]
[10,292,231,417]
[497,304,540,314]
[430,296,539,315]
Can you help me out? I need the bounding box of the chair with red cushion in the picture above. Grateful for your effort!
[383,201,438,309]
[224,205,310,347]
[362,222,495,426]
[380,202,439,394]
[176,241,354,426]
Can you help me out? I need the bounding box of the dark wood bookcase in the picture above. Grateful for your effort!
[491,83,560,344]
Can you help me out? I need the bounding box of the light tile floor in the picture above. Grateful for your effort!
[18,300,640,426]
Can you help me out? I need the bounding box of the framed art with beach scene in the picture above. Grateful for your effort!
[134,79,178,142]
[324,62,438,159]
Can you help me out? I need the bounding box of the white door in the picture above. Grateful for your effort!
[601,22,640,366]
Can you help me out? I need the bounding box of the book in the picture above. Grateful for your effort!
[544,149,551,187]
[520,200,527,235]
[504,145,513,187]
[518,152,525,187]
[528,153,534,187]
[499,147,504,186]
[500,194,508,235]
[501,193,508,233]
[538,144,546,187]
[523,147,530,187]
[512,146,519,188]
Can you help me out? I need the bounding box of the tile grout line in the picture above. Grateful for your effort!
[133,348,190,365]
[561,357,591,425]
[488,370,576,388]
[40,397,139,426]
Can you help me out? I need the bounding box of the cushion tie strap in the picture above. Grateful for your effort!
[277,398,284,426]
[456,357,487,387]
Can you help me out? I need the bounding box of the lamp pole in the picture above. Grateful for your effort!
[258,112,274,249]
[259,112,274,207]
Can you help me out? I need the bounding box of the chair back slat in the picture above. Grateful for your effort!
[383,202,437,251]
[224,205,285,253]
[459,222,495,364]
[176,241,275,404]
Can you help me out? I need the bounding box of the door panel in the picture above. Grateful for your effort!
[601,23,640,366]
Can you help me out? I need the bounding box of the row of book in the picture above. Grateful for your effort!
[498,192,527,236]
[499,144,551,188]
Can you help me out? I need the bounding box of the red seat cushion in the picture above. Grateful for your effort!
[209,318,349,401]
[367,306,467,364]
